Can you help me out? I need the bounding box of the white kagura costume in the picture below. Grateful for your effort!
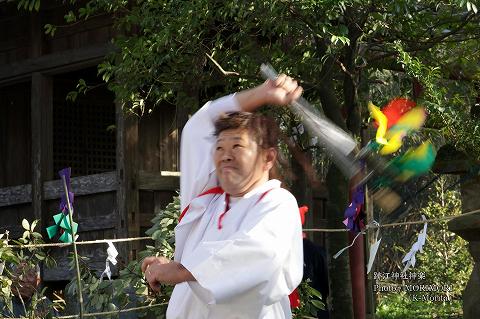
[166,94,303,319]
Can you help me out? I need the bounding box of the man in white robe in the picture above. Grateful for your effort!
[142,74,304,318]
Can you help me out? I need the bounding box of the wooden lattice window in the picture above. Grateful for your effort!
[53,69,116,176]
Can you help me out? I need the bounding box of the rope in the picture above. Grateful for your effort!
[303,208,480,232]
[4,208,479,244]
[6,236,152,249]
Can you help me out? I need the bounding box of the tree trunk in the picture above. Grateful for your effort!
[317,70,354,318]
[325,166,353,318]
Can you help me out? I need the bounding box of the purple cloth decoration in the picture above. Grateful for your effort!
[58,168,74,213]
[343,187,365,233]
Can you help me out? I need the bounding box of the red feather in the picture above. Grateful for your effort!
[374,98,416,128]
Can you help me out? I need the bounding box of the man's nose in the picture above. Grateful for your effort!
[221,150,233,161]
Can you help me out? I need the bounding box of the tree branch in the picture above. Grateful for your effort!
[205,53,240,76]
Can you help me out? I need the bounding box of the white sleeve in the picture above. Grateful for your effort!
[181,189,304,306]
[180,94,241,210]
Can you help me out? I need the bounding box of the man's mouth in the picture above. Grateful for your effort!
[222,166,236,172]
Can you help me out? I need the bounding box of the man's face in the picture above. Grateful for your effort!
[214,128,275,196]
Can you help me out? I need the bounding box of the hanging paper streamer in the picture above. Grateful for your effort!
[59,168,74,212]
[343,187,365,233]
[100,241,118,281]
[401,215,428,272]
[366,221,382,274]
[46,168,79,243]
[333,231,364,259]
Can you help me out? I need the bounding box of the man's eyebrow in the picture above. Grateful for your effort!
[216,137,243,142]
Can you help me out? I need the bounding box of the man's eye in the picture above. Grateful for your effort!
[215,146,223,151]
[233,144,242,148]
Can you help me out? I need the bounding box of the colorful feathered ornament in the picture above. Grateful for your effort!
[369,100,427,155]
[389,141,437,182]
[374,98,416,129]
[381,107,427,155]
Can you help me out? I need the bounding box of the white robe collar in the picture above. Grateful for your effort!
[178,179,281,227]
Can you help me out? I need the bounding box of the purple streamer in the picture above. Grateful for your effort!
[58,168,74,213]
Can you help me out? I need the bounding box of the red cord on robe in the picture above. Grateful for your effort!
[289,205,309,309]
[289,288,301,308]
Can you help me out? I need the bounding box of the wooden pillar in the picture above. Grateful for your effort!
[116,101,139,260]
[349,232,366,319]
[31,73,53,231]
[364,188,376,318]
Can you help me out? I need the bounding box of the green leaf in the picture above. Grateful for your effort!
[64,11,77,23]
[308,287,323,299]
[311,300,325,310]
[35,253,45,260]
[30,220,38,231]
[44,24,57,36]
[32,232,43,239]
[21,219,30,230]
[66,91,78,102]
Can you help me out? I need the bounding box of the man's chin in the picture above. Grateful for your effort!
[219,181,241,195]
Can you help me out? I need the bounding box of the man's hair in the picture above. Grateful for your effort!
[213,112,279,150]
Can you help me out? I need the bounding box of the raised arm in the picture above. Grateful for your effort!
[180,76,303,209]
[179,94,241,210]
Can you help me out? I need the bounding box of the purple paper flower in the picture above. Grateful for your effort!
[343,187,365,233]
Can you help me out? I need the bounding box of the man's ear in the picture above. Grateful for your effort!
[264,148,277,170]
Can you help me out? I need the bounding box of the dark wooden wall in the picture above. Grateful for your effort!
[138,104,180,172]
[0,82,32,187]
[137,104,180,245]
[0,2,114,66]
[0,4,180,282]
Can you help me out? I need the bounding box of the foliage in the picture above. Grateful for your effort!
[0,197,325,317]
[64,197,182,318]
[376,292,463,319]
[0,219,57,317]
[292,279,325,318]
[375,176,473,318]
[416,177,473,297]
[144,196,180,260]
[16,0,480,160]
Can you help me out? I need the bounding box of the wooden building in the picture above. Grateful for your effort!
[0,2,181,282]
[0,2,329,288]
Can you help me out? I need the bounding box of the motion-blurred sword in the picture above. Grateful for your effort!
[260,63,401,213]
